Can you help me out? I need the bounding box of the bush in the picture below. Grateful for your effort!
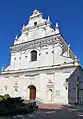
[0,95,4,101]
[0,94,10,103]
[0,95,38,116]
[3,94,10,100]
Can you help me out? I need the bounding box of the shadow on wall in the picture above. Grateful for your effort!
[67,66,83,104]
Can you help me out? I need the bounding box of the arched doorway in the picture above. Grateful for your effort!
[48,89,52,101]
[28,85,36,100]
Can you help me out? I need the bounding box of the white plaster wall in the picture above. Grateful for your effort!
[53,43,62,65]
[38,73,48,103]
[54,71,68,104]
[0,66,82,104]
[10,43,75,71]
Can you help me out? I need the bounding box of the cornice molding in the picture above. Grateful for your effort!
[1,63,79,76]
[10,34,61,53]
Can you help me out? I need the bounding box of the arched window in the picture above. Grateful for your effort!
[31,50,37,61]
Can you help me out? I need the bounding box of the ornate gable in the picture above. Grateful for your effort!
[14,9,55,45]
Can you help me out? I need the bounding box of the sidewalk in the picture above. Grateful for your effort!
[69,104,83,111]
[36,103,83,112]
[37,104,74,110]
[37,104,63,109]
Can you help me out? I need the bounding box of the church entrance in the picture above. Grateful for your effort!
[28,85,36,100]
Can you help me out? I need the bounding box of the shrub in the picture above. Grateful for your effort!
[0,95,38,116]
[3,94,10,100]
[0,95,4,101]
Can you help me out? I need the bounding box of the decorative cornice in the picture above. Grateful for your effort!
[22,21,49,33]
[1,63,79,75]
[10,34,61,53]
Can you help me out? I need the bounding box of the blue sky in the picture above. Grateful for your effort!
[0,0,83,72]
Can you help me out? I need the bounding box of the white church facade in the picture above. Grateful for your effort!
[0,10,83,104]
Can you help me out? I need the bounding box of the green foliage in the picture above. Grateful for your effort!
[0,95,38,116]
[0,94,10,102]
[4,97,24,107]
[3,94,10,100]
[0,95,4,101]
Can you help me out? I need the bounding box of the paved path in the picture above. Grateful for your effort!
[37,104,70,109]
[0,105,83,119]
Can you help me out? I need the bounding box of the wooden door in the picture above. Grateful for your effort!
[30,87,36,100]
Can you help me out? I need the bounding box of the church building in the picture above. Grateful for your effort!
[0,9,83,104]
